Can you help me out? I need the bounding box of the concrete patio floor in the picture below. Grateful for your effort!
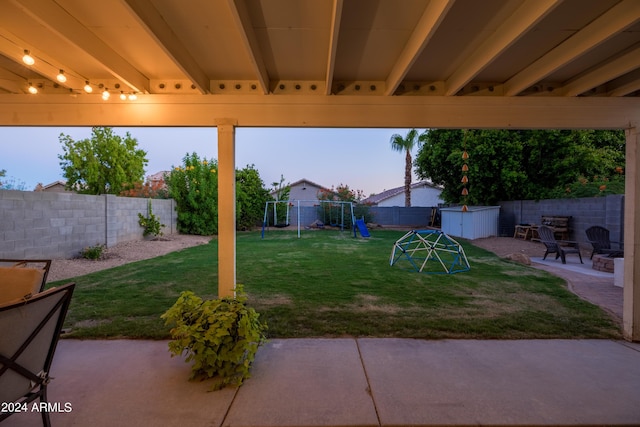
[3,338,640,427]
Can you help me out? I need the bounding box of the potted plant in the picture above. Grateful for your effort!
[161,285,268,390]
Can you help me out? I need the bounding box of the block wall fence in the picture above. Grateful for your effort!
[0,190,624,259]
[0,190,177,259]
[497,195,625,246]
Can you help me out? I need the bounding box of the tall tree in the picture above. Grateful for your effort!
[390,129,425,207]
[415,129,625,204]
[58,127,148,195]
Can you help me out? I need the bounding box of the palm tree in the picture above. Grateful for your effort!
[390,129,425,207]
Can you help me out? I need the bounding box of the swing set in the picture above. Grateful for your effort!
[261,200,356,238]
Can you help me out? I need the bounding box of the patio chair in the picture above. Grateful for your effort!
[0,259,52,305]
[0,283,75,427]
[537,225,583,264]
[585,226,623,259]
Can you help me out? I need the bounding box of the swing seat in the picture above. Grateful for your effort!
[274,223,290,228]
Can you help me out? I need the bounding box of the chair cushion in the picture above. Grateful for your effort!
[0,267,45,305]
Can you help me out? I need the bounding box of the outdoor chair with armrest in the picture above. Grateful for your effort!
[585,226,623,259]
[537,225,583,264]
[0,283,75,427]
[0,259,52,304]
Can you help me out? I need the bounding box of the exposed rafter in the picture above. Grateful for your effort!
[384,0,455,96]
[9,0,150,93]
[561,45,640,96]
[0,28,85,92]
[609,77,640,97]
[123,0,210,94]
[227,0,270,95]
[325,0,343,95]
[445,0,561,96]
[504,0,640,96]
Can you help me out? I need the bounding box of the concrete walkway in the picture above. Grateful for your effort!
[3,338,640,427]
[4,255,637,427]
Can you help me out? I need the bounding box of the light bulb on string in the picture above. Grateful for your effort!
[128,93,137,101]
[28,83,38,94]
[22,50,35,65]
[84,81,93,93]
[56,70,67,83]
[120,91,126,100]
[102,88,110,100]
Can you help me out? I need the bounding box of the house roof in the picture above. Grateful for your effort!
[363,181,441,205]
[269,178,330,197]
[147,171,169,182]
[289,179,329,191]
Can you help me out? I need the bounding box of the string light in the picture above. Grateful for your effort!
[56,70,67,83]
[102,88,110,100]
[84,81,93,93]
[22,50,35,65]
[28,83,37,94]
[128,93,137,101]
[120,91,126,100]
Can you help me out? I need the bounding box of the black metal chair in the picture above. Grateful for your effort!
[537,225,583,264]
[585,226,623,259]
[0,283,75,427]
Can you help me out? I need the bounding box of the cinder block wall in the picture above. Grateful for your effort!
[498,195,624,245]
[0,190,177,259]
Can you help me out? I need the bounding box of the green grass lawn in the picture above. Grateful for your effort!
[51,229,621,340]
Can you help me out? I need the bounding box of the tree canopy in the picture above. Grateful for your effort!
[58,127,148,195]
[415,129,625,205]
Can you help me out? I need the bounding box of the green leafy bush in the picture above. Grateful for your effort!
[138,199,165,237]
[236,165,270,230]
[80,244,105,260]
[161,286,268,390]
[165,152,218,235]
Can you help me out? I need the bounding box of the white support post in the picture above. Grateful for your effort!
[624,127,640,341]
[217,122,236,299]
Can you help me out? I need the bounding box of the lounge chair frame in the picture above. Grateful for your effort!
[0,283,75,427]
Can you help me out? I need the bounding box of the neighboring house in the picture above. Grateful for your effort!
[363,181,443,207]
[34,180,70,193]
[271,178,330,206]
[147,171,169,190]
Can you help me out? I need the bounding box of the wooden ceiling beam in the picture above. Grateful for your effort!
[325,0,343,95]
[504,0,640,96]
[384,0,455,96]
[9,0,150,93]
[445,0,561,96]
[561,45,640,96]
[123,0,210,94]
[226,0,270,95]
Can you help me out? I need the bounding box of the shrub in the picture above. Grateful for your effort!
[236,165,270,231]
[138,199,165,237]
[161,286,268,390]
[165,153,218,235]
[80,244,105,260]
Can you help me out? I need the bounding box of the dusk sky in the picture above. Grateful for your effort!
[1,127,421,196]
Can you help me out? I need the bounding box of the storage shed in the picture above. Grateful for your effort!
[440,206,500,240]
